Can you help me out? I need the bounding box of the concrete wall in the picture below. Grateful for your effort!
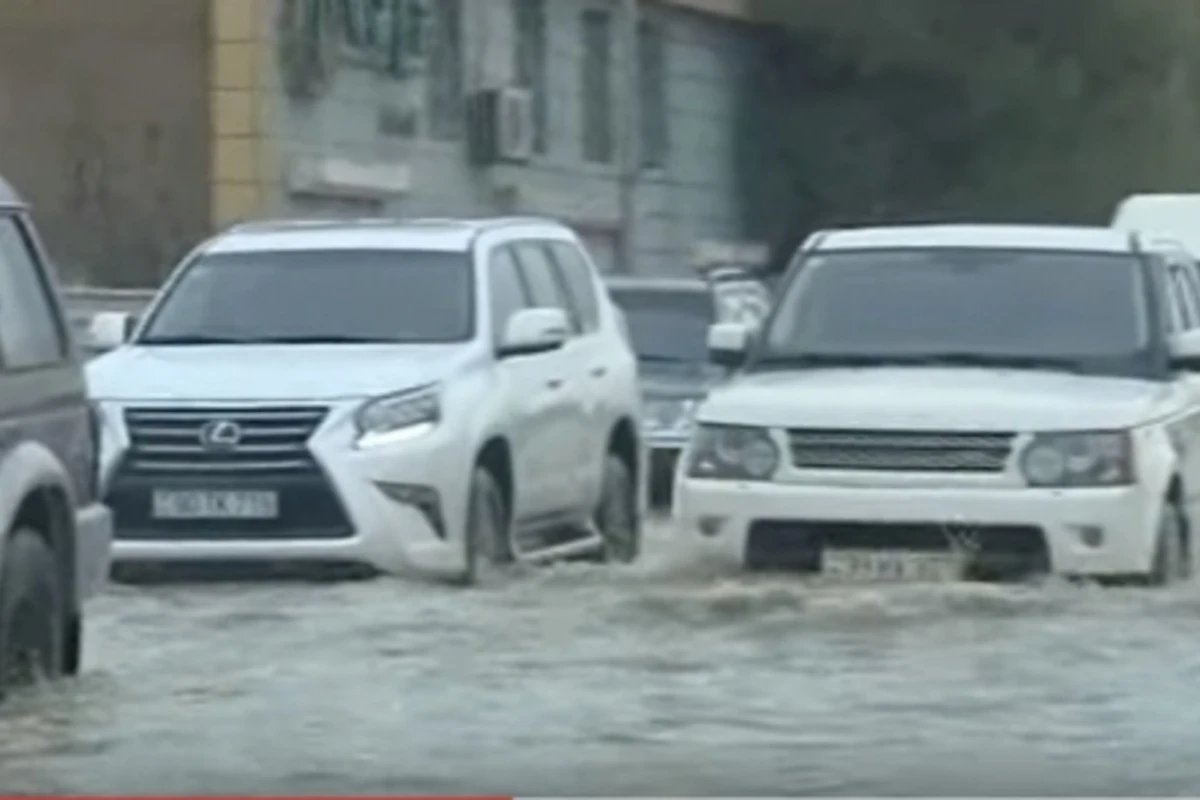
[0,0,211,287]
[221,0,759,277]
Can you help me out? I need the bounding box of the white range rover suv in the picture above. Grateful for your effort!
[86,217,643,585]
[675,223,1200,584]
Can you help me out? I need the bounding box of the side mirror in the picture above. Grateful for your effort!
[88,311,135,352]
[707,322,750,369]
[498,307,570,358]
[1170,328,1200,371]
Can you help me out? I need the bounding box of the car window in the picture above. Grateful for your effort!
[548,242,600,332]
[762,247,1151,379]
[0,214,64,369]
[139,248,474,344]
[512,241,580,333]
[488,246,531,342]
[608,286,714,368]
[1169,262,1200,330]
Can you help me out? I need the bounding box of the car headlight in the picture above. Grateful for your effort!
[1019,431,1134,487]
[355,385,440,449]
[643,397,698,436]
[687,424,780,481]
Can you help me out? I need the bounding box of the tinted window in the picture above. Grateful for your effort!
[548,242,600,331]
[140,249,474,344]
[608,287,714,366]
[762,248,1149,376]
[512,242,579,331]
[0,215,62,368]
[489,246,530,341]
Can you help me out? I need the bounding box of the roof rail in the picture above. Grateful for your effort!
[225,217,400,233]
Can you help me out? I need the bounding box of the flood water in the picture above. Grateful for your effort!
[4,519,1200,796]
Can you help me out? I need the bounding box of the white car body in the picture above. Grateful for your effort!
[674,223,1200,581]
[87,217,643,581]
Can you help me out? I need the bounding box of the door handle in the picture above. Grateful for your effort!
[546,378,563,389]
[590,366,607,378]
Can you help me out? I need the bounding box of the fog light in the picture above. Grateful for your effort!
[1071,524,1104,548]
[375,481,446,539]
[698,515,726,537]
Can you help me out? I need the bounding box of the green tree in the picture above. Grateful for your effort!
[740,0,1200,251]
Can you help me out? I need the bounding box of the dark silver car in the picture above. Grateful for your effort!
[0,176,112,696]
[607,277,725,507]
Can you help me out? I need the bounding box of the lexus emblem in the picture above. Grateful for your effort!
[199,419,242,451]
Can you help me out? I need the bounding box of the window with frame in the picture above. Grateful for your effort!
[638,19,667,168]
[513,0,548,153]
[488,246,531,342]
[512,241,581,333]
[427,0,464,140]
[580,9,613,163]
[0,214,64,369]
[1168,262,1200,330]
[547,241,600,332]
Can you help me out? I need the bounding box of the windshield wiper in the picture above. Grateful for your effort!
[755,352,1086,372]
[139,334,260,345]
[903,352,1086,373]
[245,335,394,344]
[639,354,693,365]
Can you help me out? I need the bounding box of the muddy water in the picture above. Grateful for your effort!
[4,521,1200,795]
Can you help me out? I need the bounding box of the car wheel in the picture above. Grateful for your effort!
[0,528,64,696]
[457,467,512,587]
[1149,498,1191,586]
[594,453,640,564]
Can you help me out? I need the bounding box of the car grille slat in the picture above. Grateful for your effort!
[123,406,328,475]
[787,428,1016,473]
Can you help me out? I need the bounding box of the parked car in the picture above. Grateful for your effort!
[87,217,644,585]
[606,276,723,507]
[676,223,1200,584]
[0,176,111,695]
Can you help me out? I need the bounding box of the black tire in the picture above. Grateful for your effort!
[456,467,512,587]
[594,454,640,564]
[0,528,64,696]
[1150,499,1191,586]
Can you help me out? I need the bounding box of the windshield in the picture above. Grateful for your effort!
[139,249,473,344]
[609,286,715,366]
[759,248,1151,375]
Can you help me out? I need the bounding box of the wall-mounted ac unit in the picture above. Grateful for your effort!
[467,86,534,166]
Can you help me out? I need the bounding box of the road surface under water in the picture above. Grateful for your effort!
[4,520,1200,796]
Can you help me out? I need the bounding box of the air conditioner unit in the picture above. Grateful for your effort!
[467,86,534,166]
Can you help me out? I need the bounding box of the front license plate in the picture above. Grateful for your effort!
[152,490,279,520]
[821,549,964,583]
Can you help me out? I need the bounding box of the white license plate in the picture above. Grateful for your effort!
[821,549,964,583]
[152,490,279,520]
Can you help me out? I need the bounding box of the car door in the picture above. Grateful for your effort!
[505,241,586,519]
[546,239,617,502]
[0,209,93,522]
[1162,256,1200,530]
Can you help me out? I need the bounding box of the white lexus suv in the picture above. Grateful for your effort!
[675,224,1200,585]
[86,217,643,585]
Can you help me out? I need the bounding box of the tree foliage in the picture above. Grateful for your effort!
[739,0,1200,251]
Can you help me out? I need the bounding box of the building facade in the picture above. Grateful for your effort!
[1,0,760,285]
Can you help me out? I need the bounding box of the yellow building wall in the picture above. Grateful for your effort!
[208,0,277,229]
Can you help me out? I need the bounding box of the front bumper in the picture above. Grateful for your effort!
[105,402,473,579]
[674,478,1162,577]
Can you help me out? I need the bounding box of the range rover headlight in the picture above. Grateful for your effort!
[355,384,440,449]
[687,424,780,481]
[1020,431,1134,487]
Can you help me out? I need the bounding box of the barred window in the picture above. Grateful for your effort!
[513,0,548,153]
[427,0,463,140]
[638,20,667,168]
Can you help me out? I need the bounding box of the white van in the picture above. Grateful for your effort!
[1112,194,1200,256]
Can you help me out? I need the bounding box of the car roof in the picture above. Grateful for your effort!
[203,216,566,255]
[0,175,23,209]
[605,275,708,293]
[814,224,1136,254]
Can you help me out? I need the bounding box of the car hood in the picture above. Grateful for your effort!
[86,343,477,402]
[699,367,1174,431]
